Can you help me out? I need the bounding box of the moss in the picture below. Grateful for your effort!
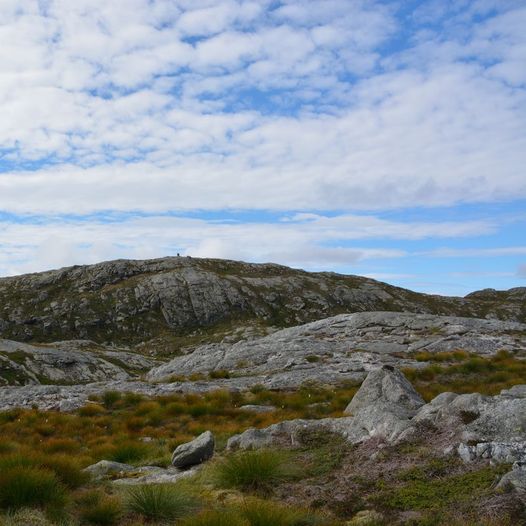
[378,464,509,511]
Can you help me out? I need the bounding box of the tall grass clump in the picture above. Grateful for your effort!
[77,490,123,525]
[0,466,67,512]
[214,450,296,493]
[125,483,199,521]
[0,452,88,489]
[110,441,150,464]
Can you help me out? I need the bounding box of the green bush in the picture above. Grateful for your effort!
[125,483,199,521]
[214,450,296,493]
[0,466,67,512]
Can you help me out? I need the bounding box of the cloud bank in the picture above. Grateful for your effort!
[0,1,525,295]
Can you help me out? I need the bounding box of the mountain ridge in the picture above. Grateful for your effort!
[0,256,524,346]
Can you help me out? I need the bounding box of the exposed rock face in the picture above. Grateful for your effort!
[84,460,136,480]
[497,462,526,494]
[147,312,526,383]
[1,311,525,409]
[226,367,526,476]
[0,339,157,385]
[171,431,215,468]
[1,256,524,345]
[226,417,355,451]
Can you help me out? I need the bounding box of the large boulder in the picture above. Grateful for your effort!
[344,365,425,418]
[171,431,215,468]
[343,365,425,442]
[497,461,526,495]
[228,367,426,449]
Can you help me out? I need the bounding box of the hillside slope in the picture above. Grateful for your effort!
[0,256,524,346]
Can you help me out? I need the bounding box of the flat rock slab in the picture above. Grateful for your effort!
[147,312,526,384]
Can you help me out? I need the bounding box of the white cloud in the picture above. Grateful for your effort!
[0,1,524,287]
[422,247,526,258]
[0,211,497,276]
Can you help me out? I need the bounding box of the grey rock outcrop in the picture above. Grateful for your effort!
[227,417,354,451]
[227,367,526,461]
[147,312,526,385]
[83,459,200,485]
[112,466,201,486]
[228,366,425,449]
[497,461,526,494]
[1,256,524,346]
[171,431,215,468]
[0,339,157,385]
[84,460,136,480]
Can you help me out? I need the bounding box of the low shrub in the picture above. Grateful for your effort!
[214,450,297,493]
[125,483,199,521]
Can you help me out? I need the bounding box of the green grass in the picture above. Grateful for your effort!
[403,350,526,401]
[125,483,199,521]
[0,466,67,512]
[377,464,509,511]
[0,453,88,489]
[109,441,150,464]
[214,450,298,493]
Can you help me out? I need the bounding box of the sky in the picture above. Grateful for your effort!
[0,0,525,296]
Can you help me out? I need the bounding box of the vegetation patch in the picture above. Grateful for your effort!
[403,350,526,401]
[214,450,298,493]
[125,483,199,522]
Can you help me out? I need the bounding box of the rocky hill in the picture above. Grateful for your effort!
[0,256,524,347]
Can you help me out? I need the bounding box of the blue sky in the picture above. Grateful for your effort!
[0,0,525,296]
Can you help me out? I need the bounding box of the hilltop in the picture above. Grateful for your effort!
[0,256,524,349]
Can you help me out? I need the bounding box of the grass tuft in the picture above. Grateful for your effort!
[0,466,67,512]
[214,450,297,493]
[77,490,123,525]
[125,483,199,521]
